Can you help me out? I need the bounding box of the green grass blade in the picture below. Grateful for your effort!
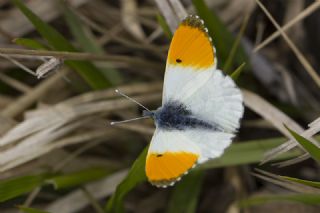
[167,170,204,213]
[0,174,49,202]
[105,136,312,212]
[62,5,101,53]
[11,0,73,50]
[231,62,246,81]
[223,13,250,73]
[240,193,320,207]
[193,0,248,68]
[199,137,302,170]
[281,176,320,188]
[14,38,48,50]
[18,206,51,213]
[61,4,123,84]
[46,167,113,190]
[11,0,111,89]
[105,147,148,213]
[157,14,173,39]
[285,125,320,163]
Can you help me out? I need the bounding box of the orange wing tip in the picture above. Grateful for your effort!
[182,15,205,30]
[167,14,216,68]
[181,15,212,41]
[146,152,199,187]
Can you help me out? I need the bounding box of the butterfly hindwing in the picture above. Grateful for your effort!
[146,129,200,187]
[183,69,243,133]
[146,128,234,187]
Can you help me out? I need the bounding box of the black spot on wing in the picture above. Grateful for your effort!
[176,58,182,63]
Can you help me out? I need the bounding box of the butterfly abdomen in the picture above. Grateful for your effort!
[154,101,216,130]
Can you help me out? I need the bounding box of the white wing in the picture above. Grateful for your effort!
[146,128,234,187]
[181,129,234,163]
[146,129,201,187]
[148,128,201,155]
[163,65,244,133]
[148,128,234,163]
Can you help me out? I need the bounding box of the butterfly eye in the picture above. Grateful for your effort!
[176,59,182,63]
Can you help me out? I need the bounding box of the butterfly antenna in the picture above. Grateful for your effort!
[110,116,150,125]
[115,89,151,112]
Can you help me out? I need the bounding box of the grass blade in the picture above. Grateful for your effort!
[240,193,320,207]
[281,176,320,189]
[231,62,246,81]
[105,147,148,213]
[253,169,320,194]
[167,170,204,213]
[199,137,302,170]
[14,38,48,50]
[11,0,111,89]
[284,125,320,163]
[62,4,123,84]
[104,136,311,212]
[0,174,49,202]
[46,167,113,190]
[223,12,250,73]
[18,206,51,213]
[193,0,248,68]
[157,14,173,39]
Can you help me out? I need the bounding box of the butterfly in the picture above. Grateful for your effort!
[113,15,244,188]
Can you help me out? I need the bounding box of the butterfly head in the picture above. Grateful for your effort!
[142,110,155,118]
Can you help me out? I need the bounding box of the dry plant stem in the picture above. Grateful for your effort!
[65,84,162,108]
[0,52,36,76]
[121,0,146,41]
[154,0,179,32]
[0,118,93,172]
[0,26,14,41]
[0,48,161,70]
[242,89,304,138]
[273,152,309,168]
[254,169,320,193]
[80,187,105,213]
[0,93,161,171]
[110,122,154,135]
[255,0,320,88]
[1,69,68,118]
[73,93,161,116]
[283,0,304,42]
[0,0,88,42]
[254,0,320,52]
[0,72,31,93]
[82,9,164,53]
[22,187,41,211]
[147,26,163,43]
[254,21,265,46]
[0,83,161,145]
[262,117,320,164]
[168,0,187,20]
[45,169,128,213]
[52,140,103,172]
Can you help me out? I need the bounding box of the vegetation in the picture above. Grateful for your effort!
[0,0,319,212]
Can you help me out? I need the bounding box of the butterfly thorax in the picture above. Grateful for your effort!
[144,101,215,131]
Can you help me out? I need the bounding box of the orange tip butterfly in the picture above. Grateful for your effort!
[112,15,244,188]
